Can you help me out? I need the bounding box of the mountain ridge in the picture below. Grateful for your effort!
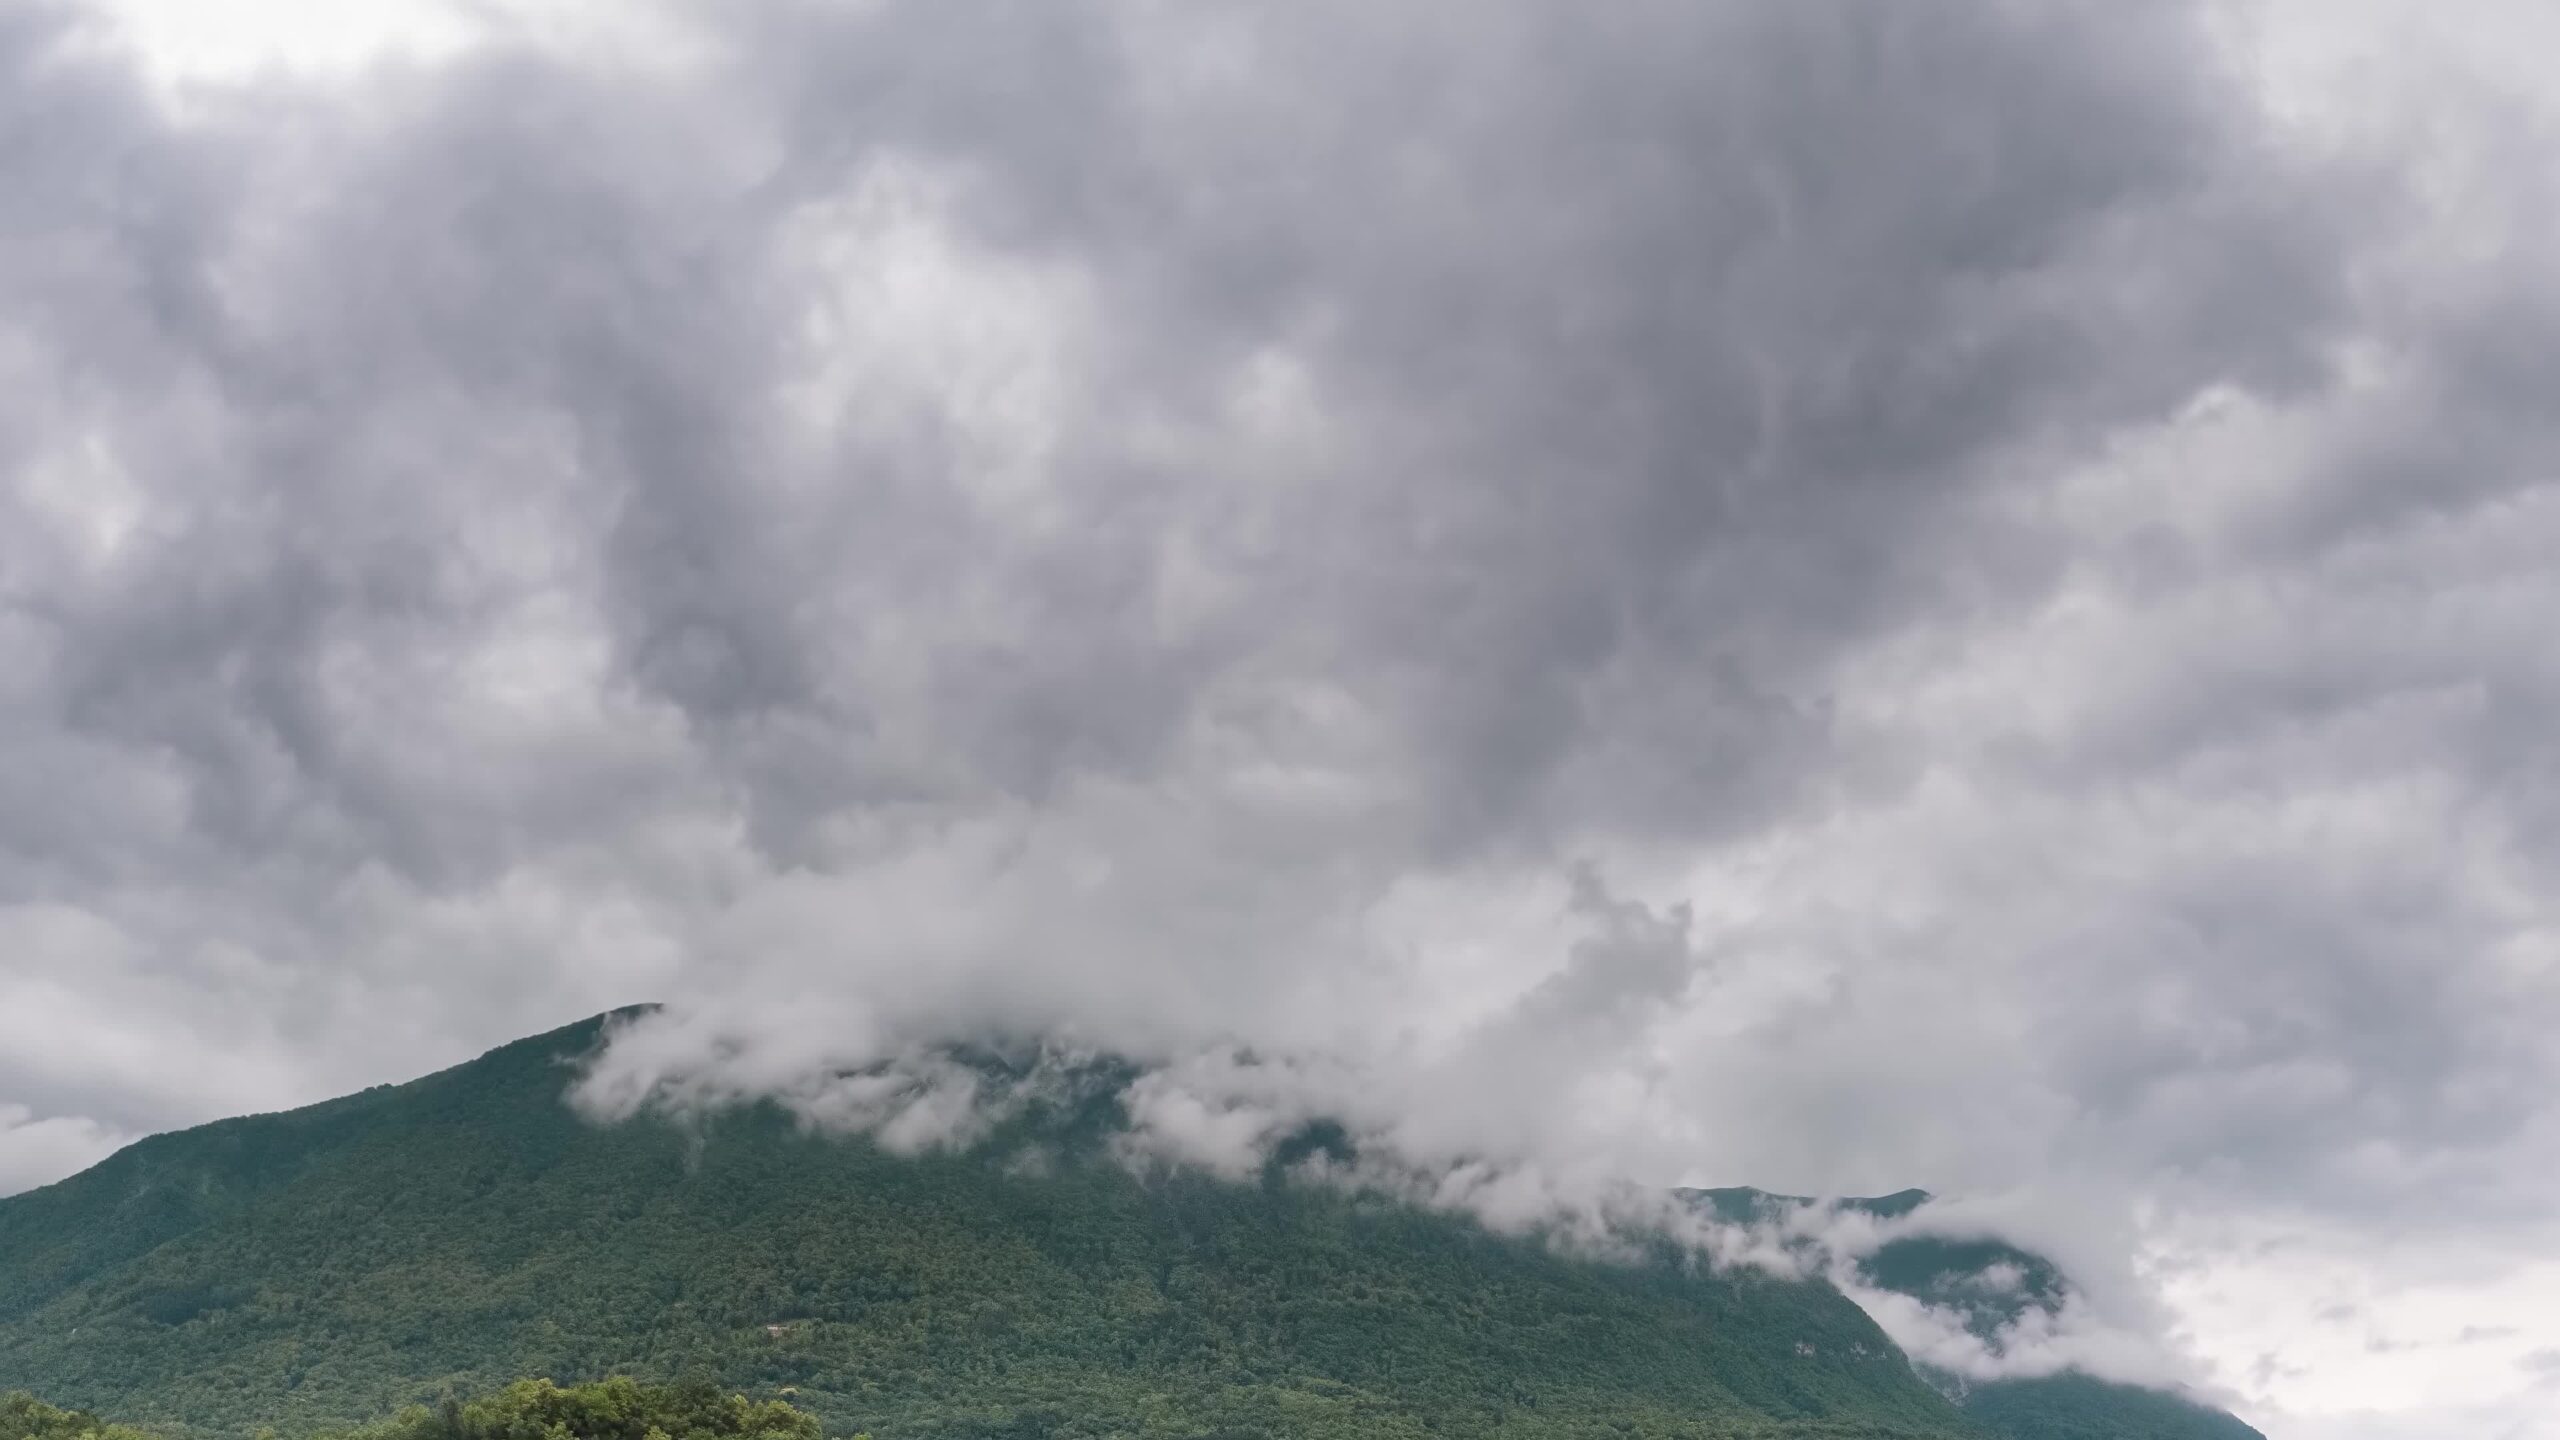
[1672,1188,2259,1440]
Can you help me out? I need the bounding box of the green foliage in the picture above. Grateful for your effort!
[4,1390,161,1440]
[346,1378,827,1440]
[9,1380,839,1440]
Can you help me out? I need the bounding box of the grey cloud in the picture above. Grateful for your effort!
[591,0,2353,864]
[1,0,2352,907]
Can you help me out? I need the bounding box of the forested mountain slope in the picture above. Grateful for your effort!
[0,1015,2250,1440]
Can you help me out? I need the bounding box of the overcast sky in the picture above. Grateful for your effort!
[5,1,2559,1434]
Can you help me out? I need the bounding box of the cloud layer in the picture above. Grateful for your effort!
[4,1,2558,1434]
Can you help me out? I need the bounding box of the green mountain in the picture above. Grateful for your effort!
[0,1015,2251,1440]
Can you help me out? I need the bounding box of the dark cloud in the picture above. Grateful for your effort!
[725,0,2347,856]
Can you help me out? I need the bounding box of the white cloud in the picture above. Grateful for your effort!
[0,1104,132,1197]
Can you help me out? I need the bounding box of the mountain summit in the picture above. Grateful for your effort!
[0,1015,2254,1439]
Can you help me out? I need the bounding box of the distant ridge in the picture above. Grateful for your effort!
[1676,1187,2260,1440]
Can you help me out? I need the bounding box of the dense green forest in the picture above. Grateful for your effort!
[1954,1376,2264,1440]
[2,1379,827,1440]
[0,1015,2256,1440]
[6,1389,156,1440]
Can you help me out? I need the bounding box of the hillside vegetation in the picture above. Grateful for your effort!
[0,1016,2253,1440]
[2,1379,826,1440]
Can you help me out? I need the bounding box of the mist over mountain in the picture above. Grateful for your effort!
[0,1015,2255,1440]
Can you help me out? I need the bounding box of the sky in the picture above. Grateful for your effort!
[3,0,2558,1434]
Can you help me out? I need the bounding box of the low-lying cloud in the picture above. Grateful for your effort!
[571,1004,2205,1393]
